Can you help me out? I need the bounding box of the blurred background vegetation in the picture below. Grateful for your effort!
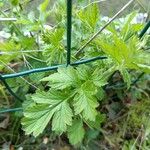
[27,0,150,16]
[2,0,149,16]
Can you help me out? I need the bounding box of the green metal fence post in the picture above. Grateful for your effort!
[67,0,72,65]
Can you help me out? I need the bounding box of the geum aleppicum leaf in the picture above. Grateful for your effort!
[121,12,137,41]
[96,34,150,87]
[76,65,91,80]
[97,35,139,67]
[39,0,50,22]
[131,51,150,73]
[135,64,150,74]
[41,66,109,121]
[73,80,99,121]
[68,119,85,145]
[39,0,50,13]
[92,66,116,87]
[22,104,55,137]
[42,28,65,65]
[41,66,80,89]
[22,89,73,136]
[120,68,131,89]
[44,65,110,119]
[78,3,99,30]
[52,101,73,133]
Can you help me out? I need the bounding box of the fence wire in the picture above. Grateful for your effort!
[0,0,150,113]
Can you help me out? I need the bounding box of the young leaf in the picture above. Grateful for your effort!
[121,12,137,40]
[0,42,21,69]
[120,69,131,89]
[135,64,150,73]
[40,0,50,13]
[39,0,50,22]
[42,28,65,65]
[42,28,64,46]
[68,119,85,145]
[78,3,99,30]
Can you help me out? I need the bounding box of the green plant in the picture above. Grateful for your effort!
[20,1,150,146]
[0,0,150,148]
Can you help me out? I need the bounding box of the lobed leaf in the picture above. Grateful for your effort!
[68,119,85,145]
[73,81,98,121]
[22,89,73,136]
[41,66,80,89]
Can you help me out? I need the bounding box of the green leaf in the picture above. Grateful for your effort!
[11,0,19,6]
[32,90,68,104]
[73,81,98,121]
[134,51,150,65]
[97,34,150,76]
[39,0,50,22]
[41,66,79,89]
[43,44,65,65]
[121,12,137,40]
[22,104,55,137]
[52,101,73,133]
[22,89,73,136]
[120,69,131,89]
[136,64,150,73]
[98,36,126,65]
[42,29,65,65]
[86,129,99,140]
[85,113,106,129]
[0,41,21,52]
[76,65,91,80]
[92,68,115,87]
[68,119,85,145]
[39,0,50,12]
[78,3,99,30]
[0,42,21,69]
[42,28,64,46]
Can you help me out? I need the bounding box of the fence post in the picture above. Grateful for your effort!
[67,0,72,65]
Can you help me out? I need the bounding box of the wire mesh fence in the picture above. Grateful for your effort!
[0,0,150,114]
